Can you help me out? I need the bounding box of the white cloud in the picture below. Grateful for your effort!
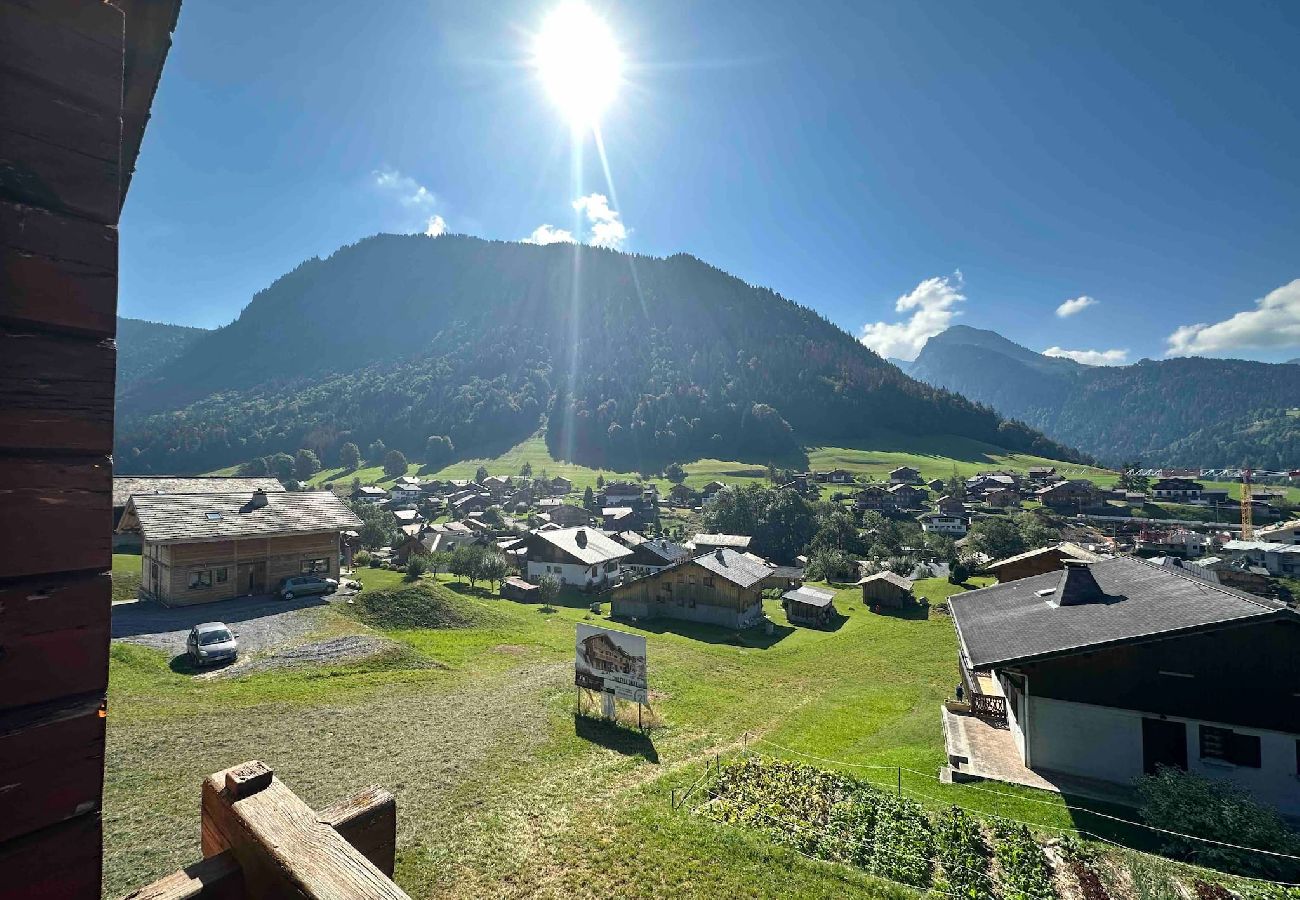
[1042,346,1129,366]
[522,224,575,245]
[1165,278,1300,357]
[1056,296,1097,318]
[572,193,628,249]
[372,168,437,210]
[859,273,965,361]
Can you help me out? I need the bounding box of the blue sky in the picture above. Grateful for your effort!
[121,0,1300,364]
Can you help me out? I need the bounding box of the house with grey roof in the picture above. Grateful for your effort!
[949,556,1300,813]
[519,526,633,589]
[112,475,285,548]
[610,547,769,629]
[117,489,362,606]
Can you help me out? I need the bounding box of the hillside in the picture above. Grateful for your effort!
[908,325,1300,467]
[114,235,1082,473]
[116,317,209,392]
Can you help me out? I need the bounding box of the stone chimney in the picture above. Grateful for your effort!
[250,488,269,508]
[714,548,725,561]
[1052,559,1101,607]
[575,528,587,548]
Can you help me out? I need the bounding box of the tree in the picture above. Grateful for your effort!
[450,544,486,587]
[367,439,386,465]
[596,474,605,490]
[948,559,971,585]
[1016,511,1059,550]
[519,461,533,477]
[537,573,561,612]
[665,462,687,484]
[238,456,269,476]
[480,552,509,591]
[269,452,296,483]
[429,550,452,578]
[481,505,504,526]
[338,441,361,470]
[945,471,966,500]
[806,548,854,583]
[425,434,454,470]
[1119,463,1150,493]
[404,554,429,582]
[582,485,595,509]
[383,449,408,478]
[475,464,489,484]
[351,476,362,494]
[295,448,321,480]
[967,518,1025,561]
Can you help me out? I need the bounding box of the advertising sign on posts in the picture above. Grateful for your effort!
[575,624,648,706]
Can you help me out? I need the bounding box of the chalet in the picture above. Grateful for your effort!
[1135,528,1210,557]
[117,490,361,606]
[889,466,920,484]
[919,511,968,537]
[480,475,511,497]
[782,585,838,627]
[451,493,491,515]
[927,478,946,492]
[967,473,1018,496]
[521,527,632,588]
[1199,557,1274,595]
[983,487,1021,508]
[1034,480,1095,509]
[603,481,652,507]
[610,548,769,628]
[700,480,727,501]
[936,494,966,516]
[817,469,854,484]
[1152,478,1203,501]
[985,542,1105,583]
[613,533,689,577]
[949,557,1300,815]
[1256,518,1300,545]
[419,521,479,556]
[667,483,699,506]
[1026,466,1057,482]
[392,508,423,526]
[351,485,388,504]
[854,485,891,512]
[500,576,539,602]
[1196,488,1231,506]
[389,479,422,503]
[113,475,285,549]
[887,483,926,509]
[857,571,914,608]
[548,504,591,527]
[780,473,811,494]
[761,565,806,591]
[550,475,574,495]
[1221,540,1300,577]
[692,533,752,554]
[601,506,636,529]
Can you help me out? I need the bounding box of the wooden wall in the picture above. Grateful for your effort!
[0,2,177,895]
[147,532,341,605]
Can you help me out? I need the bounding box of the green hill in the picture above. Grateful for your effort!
[116,316,209,392]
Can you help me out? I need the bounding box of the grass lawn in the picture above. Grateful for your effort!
[112,552,143,603]
[299,433,1116,495]
[103,568,1128,899]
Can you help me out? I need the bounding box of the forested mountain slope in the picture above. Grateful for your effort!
[908,325,1300,467]
[115,235,1083,473]
[116,317,209,392]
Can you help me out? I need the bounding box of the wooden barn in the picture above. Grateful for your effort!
[782,585,838,627]
[610,548,768,629]
[857,571,914,608]
[118,490,362,605]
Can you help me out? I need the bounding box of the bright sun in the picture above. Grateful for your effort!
[534,2,624,129]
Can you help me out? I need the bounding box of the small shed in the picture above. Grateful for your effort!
[857,571,914,608]
[501,576,540,602]
[782,586,838,627]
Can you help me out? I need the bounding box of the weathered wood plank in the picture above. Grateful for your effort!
[6,0,125,49]
[318,786,398,878]
[0,455,111,578]
[0,198,117,269]
[0,812,102,900]
[0,1,123,111]
[201,763,411,900]
[0,694,105,844]
[0,332,115,454]
[0,70,120,163]
[0,573,110,711]
[0,245,116,336]
[0,128,121,226]
[120,851,244,900]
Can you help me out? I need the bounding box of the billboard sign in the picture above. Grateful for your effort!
[575,623,647,695]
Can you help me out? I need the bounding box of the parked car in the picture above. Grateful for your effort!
[279,574,338,600]
[186,622,237,667]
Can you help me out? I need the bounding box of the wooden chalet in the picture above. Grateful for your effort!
[887,482,926,509]
[610,548,769,629]
[782,585,838,627]
[889,466,920,483]
[500,576,539,602]
[857,571,914,608]
[984,542,1104,583]
[112,475,285,549]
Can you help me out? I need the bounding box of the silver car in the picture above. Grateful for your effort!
[187,622,237,666]
[279,574,338,600]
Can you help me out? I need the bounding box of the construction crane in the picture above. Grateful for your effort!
[1240,465,1254,540]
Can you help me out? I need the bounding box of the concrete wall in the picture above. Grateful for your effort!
[1026,696,1300,816]
[527,559,606,588]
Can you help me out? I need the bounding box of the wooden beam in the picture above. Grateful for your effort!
[0,332,115,455]
[0,455,112,578]
[200,763,410,899]
[0,573,110,711]
[0,814,102,900]
[118,852,244,900]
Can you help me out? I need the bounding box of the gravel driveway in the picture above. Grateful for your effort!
[111,587,357,657]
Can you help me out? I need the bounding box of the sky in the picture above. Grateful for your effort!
[121,0,1300,364]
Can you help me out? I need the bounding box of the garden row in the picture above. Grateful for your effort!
[698,757,1299,900]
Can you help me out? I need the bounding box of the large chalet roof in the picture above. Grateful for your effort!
[692,532,752,549]
[693,547,770,588]
[951,556,1289,671]
[122,490,362,544]
[533,527,633,565]
[985,542,1104,571]
[856,571,913,590]
[783,585,836,608]
[113,475,284,508]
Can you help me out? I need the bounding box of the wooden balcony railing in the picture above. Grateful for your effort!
[123,761,409,900]
[972,694,1008,720]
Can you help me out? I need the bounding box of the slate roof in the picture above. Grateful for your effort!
[782,586,836,608]
[856,571,913,590]
[113,476,284,508]
[951,556,1288,671]
[124,490,362,544]
[985,542,1105,570]
[691,532,752,549]
[692,547,770,588]
[533,527,633,565]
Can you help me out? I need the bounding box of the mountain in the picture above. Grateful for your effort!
[909,325,1300,467]
[116,317,209,392]
[114,235,1083,474]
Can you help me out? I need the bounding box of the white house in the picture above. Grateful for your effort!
[389,478,422,503]
[919,512,968,537]
[521,526,633,589]
[949,556,1300,815]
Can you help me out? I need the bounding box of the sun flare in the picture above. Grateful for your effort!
[533,2,624,129]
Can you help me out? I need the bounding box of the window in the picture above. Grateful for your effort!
[301,558,329,574]
[188,570,213,589]
[703,576,714,587]
[215,567,228,584]
[1199,726,1261,768]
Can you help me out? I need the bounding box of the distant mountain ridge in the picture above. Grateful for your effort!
[908,325,1300,467]
[113,234,1083,473]
[116,317,209,392]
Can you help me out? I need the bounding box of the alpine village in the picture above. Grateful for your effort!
[3,3,1300,899]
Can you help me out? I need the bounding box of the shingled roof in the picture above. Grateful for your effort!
[693,547,770,588]
[113,475,284,508]
[122,490,362,544]
[533,527,634,565]
[951,556,1289,671]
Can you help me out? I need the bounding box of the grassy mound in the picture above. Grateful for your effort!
[349,582,500,630]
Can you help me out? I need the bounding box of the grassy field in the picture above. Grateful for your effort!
[105,567,1150,899]
[294,433,1114,494]
[112,553,143,603]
